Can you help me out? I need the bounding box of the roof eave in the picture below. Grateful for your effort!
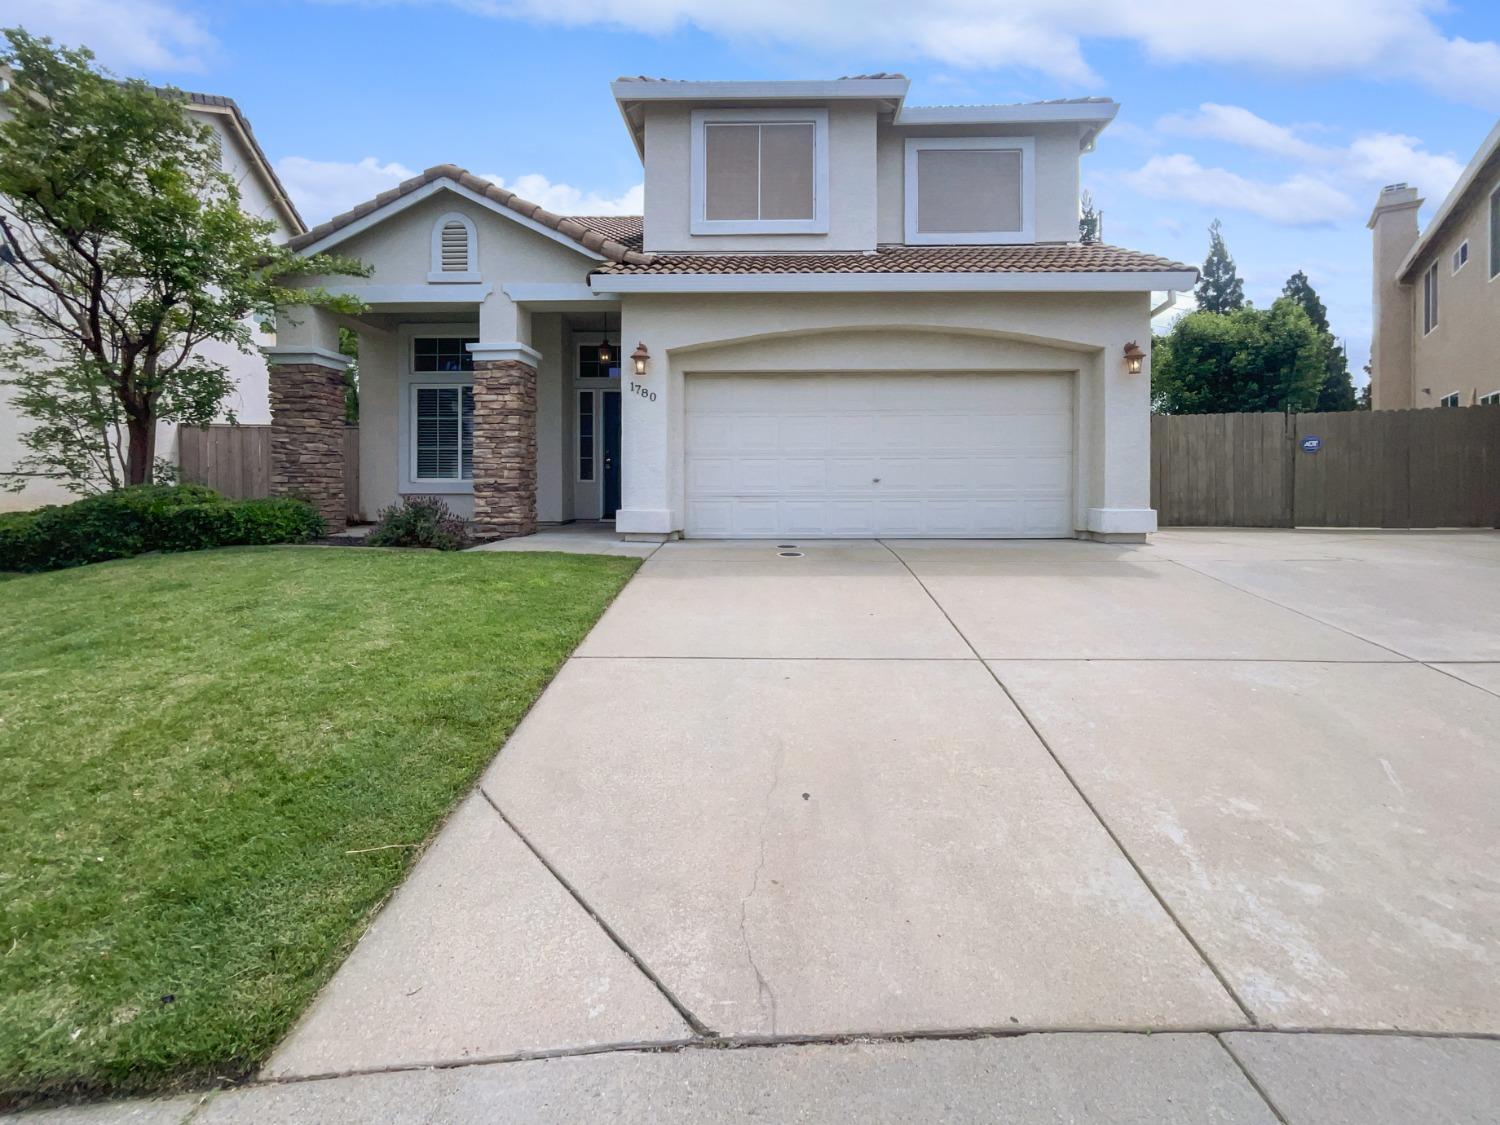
[895,101,1119,152]
[611,76,911,155]
[175,95,306,235]
[1395,118,1500,283]
[589,269,1199,294]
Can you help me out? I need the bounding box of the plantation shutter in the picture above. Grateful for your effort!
[415,386,474,480]
[439,220,470,273]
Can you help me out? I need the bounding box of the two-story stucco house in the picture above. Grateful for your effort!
[1368,120,1500,411]
[274,75,1196,540]
[0,87,305,510]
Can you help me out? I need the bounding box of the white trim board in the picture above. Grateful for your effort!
[895,102,1118,127]
[322,283,494,305]
[589,270,1200,294]
[261,344,351,370]
[903,136,1035,246]
[292,179,608,263]
[612,78,910,104]
[690,107,830,236]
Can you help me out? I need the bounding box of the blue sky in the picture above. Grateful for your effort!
[11,1,1500,380]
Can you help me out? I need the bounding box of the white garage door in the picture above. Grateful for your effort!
[685,372,1074,538]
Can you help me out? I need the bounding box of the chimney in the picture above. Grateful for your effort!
[1367,184,1423,410]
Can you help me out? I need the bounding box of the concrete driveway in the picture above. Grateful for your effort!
[125,531,1500,1123]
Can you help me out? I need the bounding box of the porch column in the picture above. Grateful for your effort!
[469,343,541,538]
[265,334,351,532]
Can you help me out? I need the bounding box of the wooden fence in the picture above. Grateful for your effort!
[179,424,361,523]
[1151,408,1500,528]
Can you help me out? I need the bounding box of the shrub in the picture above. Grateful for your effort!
[0,486,325,572]
[366,495,468,551]
[0,510,43,572]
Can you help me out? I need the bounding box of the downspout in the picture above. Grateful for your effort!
[1150,290,1177,318]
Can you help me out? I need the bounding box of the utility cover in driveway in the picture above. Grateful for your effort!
[685,372,1074,538]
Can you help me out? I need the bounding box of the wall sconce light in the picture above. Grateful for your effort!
[1123,340,1145,375]
[631,342,650,377]
[597,342,612,364]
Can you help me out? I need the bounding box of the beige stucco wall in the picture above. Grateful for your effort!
[875,122,1085,245]
[616,290,1155,538]
[642,102,879,252]
[1406,171,1500,407]
[324,191,605,522]
[640,103,1087,254]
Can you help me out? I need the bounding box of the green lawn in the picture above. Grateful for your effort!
[0,546,639,1107]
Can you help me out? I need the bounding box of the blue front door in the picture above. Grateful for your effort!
[602,390,622,518]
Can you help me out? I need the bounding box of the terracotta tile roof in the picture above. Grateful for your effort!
[592,242,1195,276]
[285,165,653,265]
[568,215,643,250]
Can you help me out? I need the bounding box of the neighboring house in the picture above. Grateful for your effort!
[276,75,1196,539]
[0,86,304,510]
[1368,120,1500,411]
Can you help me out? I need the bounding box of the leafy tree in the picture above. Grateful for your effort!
[1281,270,1355,412]
[0,29,366,493]
[1078,191,1101,244]
[1194,219,1246,314]
[1152,298,1329,414]
[339,326,360,424]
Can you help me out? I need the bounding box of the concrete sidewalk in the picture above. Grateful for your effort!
[12,530,1500,1123]
[15,1032,1500,1123]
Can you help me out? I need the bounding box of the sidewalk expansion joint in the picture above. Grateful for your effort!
[477,785,719,1039]
[1215,1033,1291,1124]
[182,1023,1500,1101]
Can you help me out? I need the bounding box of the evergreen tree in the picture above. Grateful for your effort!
[1282,271,1356,411]
[1078,191,1101,244]
[1281,271,1329,333]
[1195,219,1246,314]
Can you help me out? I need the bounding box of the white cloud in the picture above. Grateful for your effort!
[1160,103,1466,202]
[1159,104,1327,164]
[480,173,644,216]
[1123,154,1356,226]
[416,0,1500,108]
[275,156,643,225]
[275,157,418,225]
[5,0,216,71]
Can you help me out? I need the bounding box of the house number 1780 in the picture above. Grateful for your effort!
[629,381,657,402]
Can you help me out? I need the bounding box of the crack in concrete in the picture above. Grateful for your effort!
[739,736,786,1037]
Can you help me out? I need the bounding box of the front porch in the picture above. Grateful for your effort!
[267,296,626,536]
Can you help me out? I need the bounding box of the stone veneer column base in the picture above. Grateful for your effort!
[268,361,348,531]
[470,358,538,538]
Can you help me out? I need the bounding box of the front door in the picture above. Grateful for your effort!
[602,390,622,518]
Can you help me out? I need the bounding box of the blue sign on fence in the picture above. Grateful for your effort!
[1300,435,1323,454]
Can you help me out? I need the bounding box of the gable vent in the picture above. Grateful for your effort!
[439,220,469,272]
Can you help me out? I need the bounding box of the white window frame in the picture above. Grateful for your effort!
[398,327,478,495]
[1490,184,1500,282]
[1422,262,1439,335]
[1439,391,1461,408]
[1452,240,1469,275]
[904,136,1035,246]
[690,107,829,236]
[428,212,479,283]
[1479,390,1500,406]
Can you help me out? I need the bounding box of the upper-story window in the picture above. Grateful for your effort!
[904,137,1034,245]
[429,212,479,282]
[1452,240,1469,274]
[690,108,829,235]
[1489,185,1500,280]
[1423,262,1439,335]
